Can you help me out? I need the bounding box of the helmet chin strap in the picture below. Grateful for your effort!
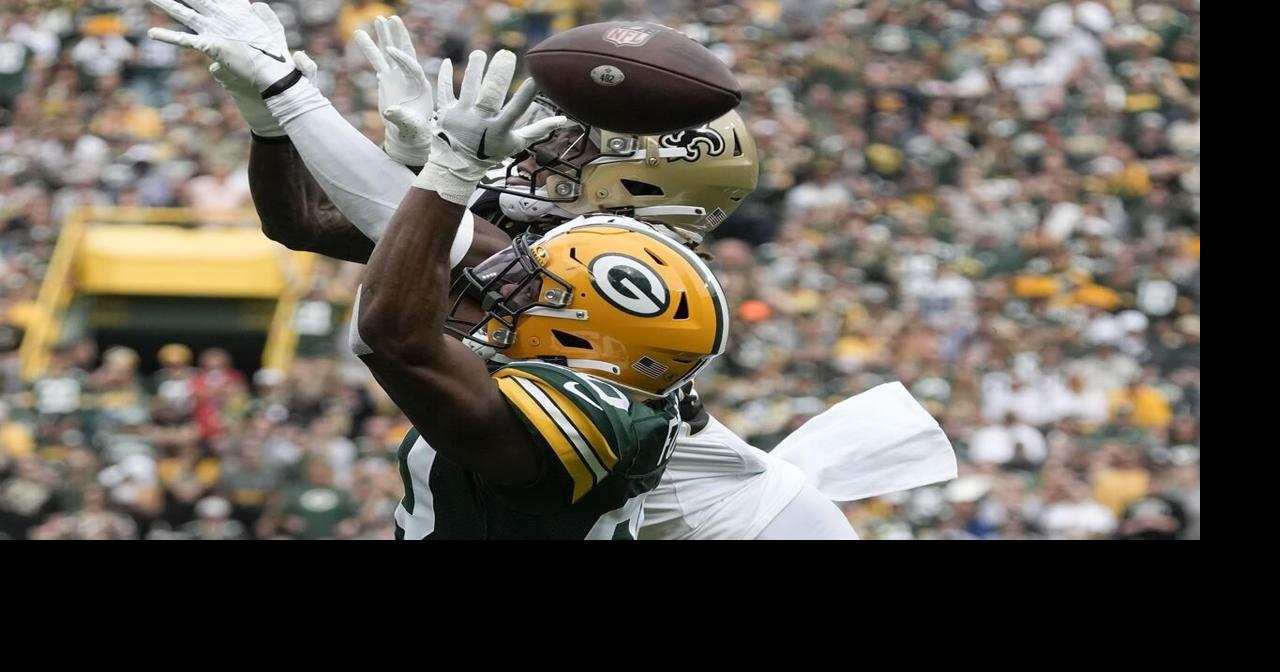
[499,189,577,222]
[463,335,500,361]
[465,332,619,380]
[463,324,511,364]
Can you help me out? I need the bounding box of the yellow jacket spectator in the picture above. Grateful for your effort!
[1,417,34,457]
[1108,382,1173,429]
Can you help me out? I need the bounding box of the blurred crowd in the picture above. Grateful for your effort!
[0,0,1199,539]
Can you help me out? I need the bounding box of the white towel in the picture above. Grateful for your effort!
[770,382,958,502]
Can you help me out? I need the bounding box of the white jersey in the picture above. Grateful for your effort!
[641,382,960,539]
[639,414,807,540]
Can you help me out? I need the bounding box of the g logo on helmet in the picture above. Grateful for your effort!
[590,254,669,317]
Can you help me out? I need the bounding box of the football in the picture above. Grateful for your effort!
[525,22,742,134]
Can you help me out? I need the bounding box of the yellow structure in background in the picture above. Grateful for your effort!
[19,207,317,382]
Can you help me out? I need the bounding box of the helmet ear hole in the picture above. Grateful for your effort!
[552,330,594,350]
[673,292,690,320]
[621,179,664,196]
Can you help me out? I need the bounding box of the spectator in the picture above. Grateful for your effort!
[180,495,248,540]
[785,159,852,218]
[968,412,1048,469]
[259,460,358,540]
[218,437,282,532]
[191,348,247,441]
[1108,371,1173,429]
[1038,473,1117,540]
[70,17,134,82]
[34,485,138,540]
[1090,443,1151,516]
[1116,476,1189,541]
[182,158,252,213]
[0,14,36,115]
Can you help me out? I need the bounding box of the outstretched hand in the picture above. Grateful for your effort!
[147,0,297,93]
[418,49,576,204]
[355,15,435,166]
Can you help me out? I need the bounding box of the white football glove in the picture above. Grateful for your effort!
[147,0,298,93]
[355,15,434,166]
[211,52,316,137]
[418,50,575,205]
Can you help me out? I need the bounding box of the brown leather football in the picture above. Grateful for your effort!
[525,22,741,134]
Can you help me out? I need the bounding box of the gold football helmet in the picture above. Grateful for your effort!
[447,215,729,396]
[484,106,759,242]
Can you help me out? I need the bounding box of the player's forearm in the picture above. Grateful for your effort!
[264,79,418,242]
[357,188,466,362]
[354,186,542,484]
[249,137,376,263]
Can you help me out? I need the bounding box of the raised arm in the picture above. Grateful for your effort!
[354,50,570,482]
[243,16,429,262]
[246,120,513,270]
[249,137,376,263]
[176,5,509,267]
[192,17,374,262]
[152,0,429,250]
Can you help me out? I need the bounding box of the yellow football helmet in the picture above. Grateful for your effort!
[483,108,759,242]
[447,215,729,397]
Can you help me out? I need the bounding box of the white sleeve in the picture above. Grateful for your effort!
[263,79,473,268]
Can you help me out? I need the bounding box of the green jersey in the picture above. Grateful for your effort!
[394,361,680,539]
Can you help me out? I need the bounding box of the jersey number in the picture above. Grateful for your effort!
[564,379,630,412]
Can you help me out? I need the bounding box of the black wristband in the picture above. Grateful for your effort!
[251,132,293,145]
[261,69,303,100]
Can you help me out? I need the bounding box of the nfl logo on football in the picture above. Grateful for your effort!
[604,26,657,47]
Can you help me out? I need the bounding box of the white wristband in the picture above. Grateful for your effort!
[264,78,331,128]
[414,162,480,206]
